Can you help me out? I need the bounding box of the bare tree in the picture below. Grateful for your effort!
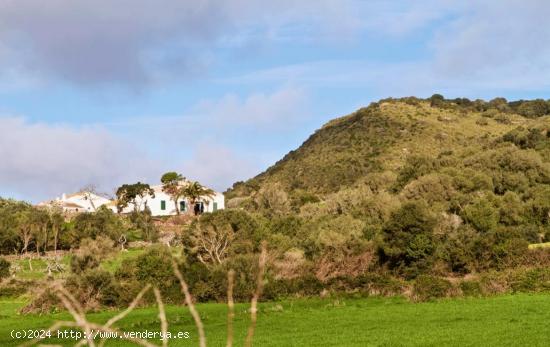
[189,222,234,265]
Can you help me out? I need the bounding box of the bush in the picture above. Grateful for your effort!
[509,267,550,293]
[412,275,452,301]
[70,236,115,274]
[264,274,324,300]
[476,118,489,126]
[0,278,31,297]
[379,201,437,278]
[0,257,10,280]
[459,280,482,297]
[65,269,121,310]
[353,273,404,296]
[63,206,124,247]
[116,245,181,304]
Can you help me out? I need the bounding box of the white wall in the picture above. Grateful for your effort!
[62,192,112,212]
[115,186,225,216]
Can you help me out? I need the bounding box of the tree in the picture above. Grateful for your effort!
[30,209,50,256]
[50,211,64,255]
[79,184,104,212]
[462,196,499,233]
[161,172,185,214]
[188,221,234,266]
[182,181,215,216]
[15,211,33,255]
[379,201,437,278]
[429,93,445,107]
[115,182,155,213]
[0,257,10,280]
[253,183,290,215]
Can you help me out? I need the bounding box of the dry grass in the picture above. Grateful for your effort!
[20,243,269,347]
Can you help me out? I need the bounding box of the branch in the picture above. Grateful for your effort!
[153,287,168,347]
[245,241,268,347]
[226,270,235,347]
[171,258,206,347]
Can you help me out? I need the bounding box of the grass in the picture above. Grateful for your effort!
[1,294,550,346]
[100,248,146,273]
[9,246,172,280]
[11,255,71,280]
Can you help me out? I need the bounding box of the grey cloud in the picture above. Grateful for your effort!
[0,116,159,202]
[0,0,362,88]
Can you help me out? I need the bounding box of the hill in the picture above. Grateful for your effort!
[227,96,550,201]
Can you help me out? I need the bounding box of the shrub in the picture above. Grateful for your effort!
[478,271,509,295]
[63,206,124,247]
[462,196,499,233]
[459,280,482,297]
[494,113,512,124]
[65,269,121,310]
[353,273,404,296]
[128,209,158,242]
[70,253,101,274]
[412,275,452,301]
[476,118,489,126]
[20,286,62,314]
[379,201,437,278]
[509,267,550,293]
[0,257,10,280]
[0,278,31,297]
[70,236,115,274]
[116,245,181,304]
[264,274,324,300]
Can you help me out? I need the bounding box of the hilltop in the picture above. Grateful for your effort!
[227,96,550,202]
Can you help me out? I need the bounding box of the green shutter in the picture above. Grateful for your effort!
[213,202,218,211]
[161,200,166,210]
[180,201,186,212]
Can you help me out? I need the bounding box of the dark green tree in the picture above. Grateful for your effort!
[379,201,437,278]
[115,182,155,213]
[161,172,185,214]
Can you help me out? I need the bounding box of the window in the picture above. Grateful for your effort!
[160,200,166,210]
[213,202,218,211]
[180,201,186,212]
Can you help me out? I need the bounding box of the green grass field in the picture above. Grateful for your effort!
[2,293,550,346]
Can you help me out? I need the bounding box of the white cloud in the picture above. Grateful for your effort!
[0,116,159,202]
[432,0,550,81]
[193,87,310,129]
[180,144,260,192]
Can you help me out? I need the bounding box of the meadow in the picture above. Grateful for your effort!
[1,293,550,346]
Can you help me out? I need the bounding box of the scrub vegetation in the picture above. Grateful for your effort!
[1,95,550,345]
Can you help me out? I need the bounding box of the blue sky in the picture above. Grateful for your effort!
[1,0,549,202]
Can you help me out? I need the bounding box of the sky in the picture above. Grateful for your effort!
[1,0,550,202]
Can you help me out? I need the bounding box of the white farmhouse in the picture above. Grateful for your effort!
[114,184,225,216]
[38,191,112,213]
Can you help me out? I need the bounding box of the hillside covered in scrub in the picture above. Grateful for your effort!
[228,96,550,199]
[219,95,550,281]
[2,96,550,311]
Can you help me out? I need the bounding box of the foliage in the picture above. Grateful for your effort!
[0,257,10,280]
[379,201,437,278]
[115,182,155,212]
[63,206,124,247]
[412,275,453,301]
[65,269,121,309]
[70,236,115,274]
[181,181,215,215]
[160,171,185,214]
